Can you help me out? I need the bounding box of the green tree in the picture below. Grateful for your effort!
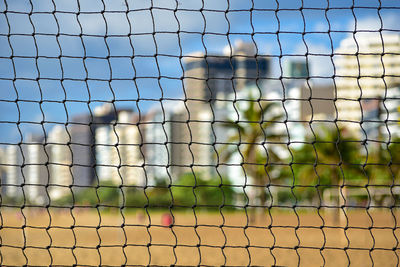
[388,138,400,181]
[290,126,366,222]
[171,173,237,210]
[123,174,239,211]
[363,137,400,206]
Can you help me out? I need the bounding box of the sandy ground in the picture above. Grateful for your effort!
[0,207,399,266]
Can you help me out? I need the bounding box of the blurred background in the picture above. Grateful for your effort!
[0,1,400,265]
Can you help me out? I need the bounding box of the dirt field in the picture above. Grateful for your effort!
[0,207,399,266]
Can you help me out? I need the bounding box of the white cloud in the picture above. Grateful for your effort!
[348,13,400,32]
[3,0,263,58]
[340,13,400,53]
[313,21,328,32]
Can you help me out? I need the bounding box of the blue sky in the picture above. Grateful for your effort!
[0,0,399,144]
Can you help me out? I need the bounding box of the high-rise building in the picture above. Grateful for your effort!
[47,125,72,200]
[143,102,203,181]
[184,41,270,115]
[4,145,25,200]
[4,136,49,205]
[174,108,214,178]
[69,104,118,188]
[143,105,174,183]
[261,80,335,143]
[335,34,400,136]
[283,59,309,79]
[182,41,271,178]
[95,125,113,182]
[69,113,95,188]
[24,135,49,205]
[168,104,213,179]
[95,109,144,185]
[0,147,6,196]
[116,112,144,185]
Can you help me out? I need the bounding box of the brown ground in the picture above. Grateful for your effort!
[0,207,399,266]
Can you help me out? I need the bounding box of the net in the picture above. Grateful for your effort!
[0,0,399,266]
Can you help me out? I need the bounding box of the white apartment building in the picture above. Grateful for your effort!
[143,101,215,182]
[116,111,144,185]
[4,145,24,199]
[0,147,5,195]
[95,125,113,182]
[4,140,49,204]
[95,110,144,185]
[48,125,72,200]
[24,138,49,205]
[143,105,173,183]
[335,34,400,136]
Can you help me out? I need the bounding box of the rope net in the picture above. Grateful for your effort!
[0,0,399,266]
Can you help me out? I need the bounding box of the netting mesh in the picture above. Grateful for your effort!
[0,0,399,266]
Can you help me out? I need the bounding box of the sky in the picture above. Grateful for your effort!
[0,0,400,144]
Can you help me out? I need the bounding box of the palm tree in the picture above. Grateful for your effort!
[220,94,284,211]
[291,125,365,223]
[364,137,400,206]
[388,138,400,182]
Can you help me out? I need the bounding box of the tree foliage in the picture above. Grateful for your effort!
[52,174,240,210]
[220,95,285,205]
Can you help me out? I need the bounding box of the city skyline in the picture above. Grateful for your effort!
[1,2,399,266]
[1,0,400,205]
[1,0,400,144]
[2,34,399,204]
